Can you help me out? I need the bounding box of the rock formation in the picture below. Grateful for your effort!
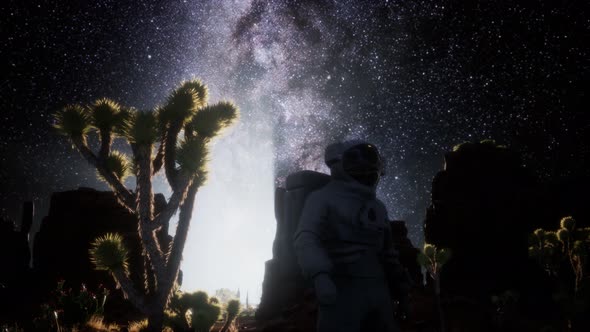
[422,140,589,325]
[390,220,423,287]
[0,202,35,322]
[33,188,164,290]
[257,171,330,322]
[31,187,171,322]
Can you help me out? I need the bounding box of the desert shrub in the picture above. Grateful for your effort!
[33,281,109,331]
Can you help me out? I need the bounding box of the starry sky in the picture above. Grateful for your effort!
[1,0,588,302]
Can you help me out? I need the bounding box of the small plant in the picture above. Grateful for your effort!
[417,243,452,332]
[528,228,562,276]
[85,315,120,331]
[529,217,590,295]
[33,280,109,331]
[220,299,240,332]
[528,216,590,330]
[167,289,221,332]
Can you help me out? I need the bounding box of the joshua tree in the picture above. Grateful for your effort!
[53,79,238,331]
[219,299,240,332]
[417,243,452,332]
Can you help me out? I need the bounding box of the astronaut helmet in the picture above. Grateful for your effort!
[324,140,385,187]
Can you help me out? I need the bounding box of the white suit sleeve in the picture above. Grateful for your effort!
[293,192,334,279]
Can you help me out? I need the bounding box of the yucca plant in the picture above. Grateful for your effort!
[528,216,590,331]
[219,299,240,332]
[417,243,452,332]
[529,217,590,294]
[167,290,221,332]
[53,79,238,331]
[528,228,561,276]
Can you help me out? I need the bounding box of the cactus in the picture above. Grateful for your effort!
[54,79,238,331]
[417,243,452,332]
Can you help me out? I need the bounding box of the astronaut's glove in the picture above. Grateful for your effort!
[313,273,338,305]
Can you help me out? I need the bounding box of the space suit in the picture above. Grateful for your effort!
[293,141,409,332]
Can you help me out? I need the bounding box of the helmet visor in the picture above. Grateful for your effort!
[342,144,382,186]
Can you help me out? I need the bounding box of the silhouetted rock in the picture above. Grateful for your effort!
[423,141,588,326]
[0,202,31,280]
[0,202,35,323]
[424,142,536,299]
[257,171,330,323]
[390,220,423,287]
[31,187,170,321]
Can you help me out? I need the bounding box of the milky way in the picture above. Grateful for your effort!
[1,0,588,266]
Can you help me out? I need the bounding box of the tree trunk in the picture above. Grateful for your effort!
[146,308,165,332]
[220,314,237,332]
[161,182,198,304]
[135,144,166,283]
[152,139,166,175]
[98,129,112,160]
[164,120,183,190]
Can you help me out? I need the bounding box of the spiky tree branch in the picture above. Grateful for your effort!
[152,140,165,175]
[161,181,199,304]
[55,79,237,332]
[72,137,135,210]
[151,175,191,231]
[111,268,147,311]
[163,122,182,190]
[161,80,208,190]
[134,143,166,284]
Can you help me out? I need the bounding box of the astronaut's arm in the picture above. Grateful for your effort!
[293,193,333,280]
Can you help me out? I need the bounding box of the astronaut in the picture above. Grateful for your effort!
[294,141,410,332]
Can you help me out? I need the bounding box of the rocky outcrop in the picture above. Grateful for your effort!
[257,171,330,322]
[422,141,589,324]
[424,141,539,301]
[0,202,32,281]
[0,202,35,322]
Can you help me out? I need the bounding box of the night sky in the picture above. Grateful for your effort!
[1,0,588,295]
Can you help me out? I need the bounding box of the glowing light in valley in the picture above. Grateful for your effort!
[180,118,276,305]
